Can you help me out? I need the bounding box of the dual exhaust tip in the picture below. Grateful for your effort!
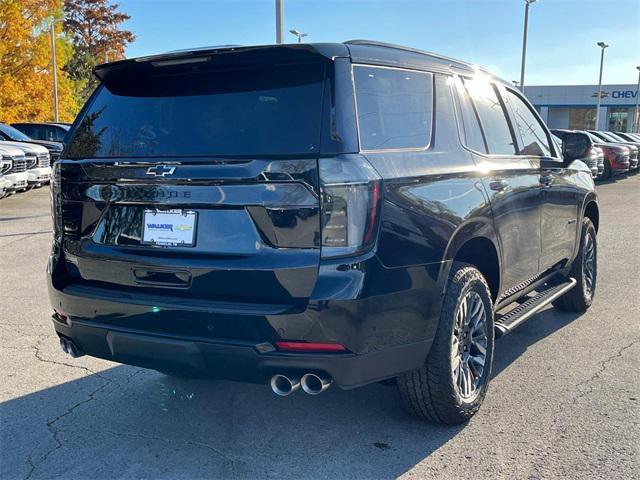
[59,337,83,358]
[270,373,332,396]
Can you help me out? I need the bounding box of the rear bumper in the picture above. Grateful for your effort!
[51,315,429,389]
[48,249,443,389]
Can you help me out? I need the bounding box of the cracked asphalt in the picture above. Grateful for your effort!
[1,175,639,480]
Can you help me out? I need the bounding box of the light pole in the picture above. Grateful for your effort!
[634,66,640,133]
[289,29,308,43]
[595,41,609,131]
[275,0,284,44]
[50,19,62,122]
[519,0,538,93]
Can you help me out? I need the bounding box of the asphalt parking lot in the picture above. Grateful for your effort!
[1,175,638,480]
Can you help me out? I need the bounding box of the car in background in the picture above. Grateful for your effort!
[588,130,639,172]
[0,144,28,195]
[583,132,630,178]
[551,129,601,178]
[0,156,13,199]
[12,122,70,143]
[0,141,51,188]
[0,123,63,164]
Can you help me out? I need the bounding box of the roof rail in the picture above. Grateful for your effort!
[343,40,471,68]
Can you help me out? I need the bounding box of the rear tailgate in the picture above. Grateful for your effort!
[57,158,320,308]
[54,49,331,313]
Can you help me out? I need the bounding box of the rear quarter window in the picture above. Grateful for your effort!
[353,65,433,151]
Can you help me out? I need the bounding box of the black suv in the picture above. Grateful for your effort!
[48,42,599,424]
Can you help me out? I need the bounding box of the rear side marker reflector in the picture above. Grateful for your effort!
[275,341,347,353]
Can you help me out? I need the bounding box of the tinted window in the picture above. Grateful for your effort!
[64,63,325,158]
[504,89,552,156]
[0,123,32,141]
[354,66,432,150]
[462,79,515,155]
[14,124,35,138]
[454,78,487,153]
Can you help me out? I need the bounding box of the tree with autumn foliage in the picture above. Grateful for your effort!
[0,0,78,123]
[63,0,135,100]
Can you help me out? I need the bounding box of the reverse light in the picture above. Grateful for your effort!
[275,341,348,353]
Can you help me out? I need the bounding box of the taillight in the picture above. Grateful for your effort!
[51,163,63,240]
[319,155,382,258]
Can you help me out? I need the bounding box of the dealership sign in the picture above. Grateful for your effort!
[611,90,637,99]
[592,90,638,99]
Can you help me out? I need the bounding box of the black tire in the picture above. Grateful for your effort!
[397,262,495,425]
[552,217,597,312]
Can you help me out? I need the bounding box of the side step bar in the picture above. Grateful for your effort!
[495,278,577,337]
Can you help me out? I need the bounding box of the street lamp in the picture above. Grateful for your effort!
[289,29,308,43]
[519,0,538,93]
[49,18,63,123]
[594,41,609,130]
[275,0,284,44]
[633,66,640,133]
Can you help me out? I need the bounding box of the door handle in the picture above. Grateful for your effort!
[489,178,508,192]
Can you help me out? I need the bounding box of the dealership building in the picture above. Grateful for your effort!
[525,84,639,132]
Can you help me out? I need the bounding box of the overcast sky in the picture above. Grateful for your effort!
[120,0,640,86]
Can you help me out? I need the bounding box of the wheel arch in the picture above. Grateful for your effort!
[441,220,502,302]
[582,196,599,232]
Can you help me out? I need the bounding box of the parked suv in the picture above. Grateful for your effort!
[583,132,631,177]
[48,42,599,424]
[0,141,51,187]
[588,130,639,171]
[12,122,70,143]
[0,123,63,164]
[0,144,28,195]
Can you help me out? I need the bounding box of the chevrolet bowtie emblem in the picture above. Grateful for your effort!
[146,165,176,176]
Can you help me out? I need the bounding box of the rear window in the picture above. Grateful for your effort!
[64,63,326,158]
[353,65,433,151]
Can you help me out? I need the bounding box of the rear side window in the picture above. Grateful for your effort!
[454,78,488,153]
[64,63,326,158]
[353,65,432,151]
[461,78,516,155]
[504,89,552,157]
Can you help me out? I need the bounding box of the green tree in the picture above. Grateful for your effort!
[63,0,135,100]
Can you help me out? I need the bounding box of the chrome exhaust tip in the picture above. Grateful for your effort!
[59,337,68,354]
[301,373,332,395]
[270,374,300,396]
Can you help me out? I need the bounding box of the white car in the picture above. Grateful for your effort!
[0,144,29,195]
[0,156,12,198]
[0,141,51,187]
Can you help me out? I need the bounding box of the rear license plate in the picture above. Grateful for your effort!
[142,209,197,247]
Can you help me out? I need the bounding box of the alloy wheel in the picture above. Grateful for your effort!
[451,290,488,401]
[582,232,596,299]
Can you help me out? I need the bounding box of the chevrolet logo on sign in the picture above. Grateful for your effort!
[175,225,193,232]
[146,165,176,177]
